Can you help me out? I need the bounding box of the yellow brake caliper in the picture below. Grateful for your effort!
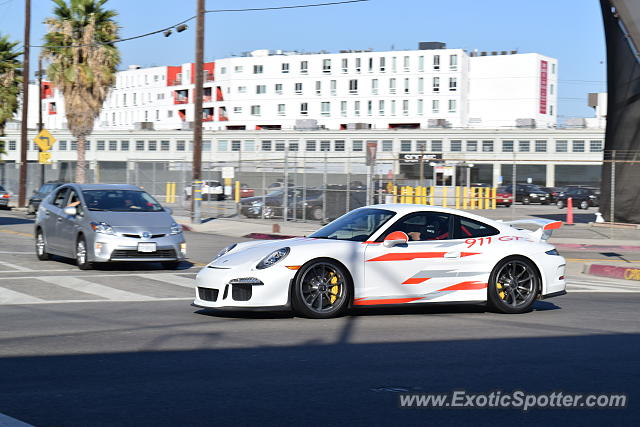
[329,272,339,303]
[497,283,506,299]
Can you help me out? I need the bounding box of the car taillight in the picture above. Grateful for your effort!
[1,194,9,199]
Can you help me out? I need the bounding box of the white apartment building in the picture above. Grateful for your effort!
[35,42,558,132]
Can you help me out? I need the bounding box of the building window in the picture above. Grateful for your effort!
[118,140,128,151]
[368,57,373,72]
[275,83,283,94]
[355,57,361,72]
[416,140,427,151]
[330,80,337,96]
[367,100,373,116]
[300,61,308,74]
[519,140,530,152]
[233,107,242,114]
[109,140,117,151]
[250,105,261,116]
[161,140,170,151]
[253,65,263,74]
[295,83,303,94]
[502,140,514,152]
[379,56,386,72]
[136,140,144,151]
[355,100,361,116]
[261,140,272,151]
[349,79,358,94]
[449,54,458,70]
[402,100,409,116]
[334,140,345,152]
[341,58,348,73]
[417,99,423,115]
[341,101,347,117]
[390,100,396,116]
[321,102,330,116]
[432,99,440,113]
[349,140,362,152]
[322,59,331,73]
[432,140,443,152]
[400,140,412,152]
[572,140,585,152]
[315,80,321,95]
[418,78,424,94]
[148,140,157,151]
[278,104,286,116]
[448,99,457,113]
[238,86,247,94]
[372,79,378,95]
[466,140,477,152]
[300,103,308,115]
[535,140,547,152]
[97,140,105,151]
[404,78,410,94]
[320,140,331,151]
[382,140,393,152]
[167,110,173,118]
[387,78,396,95]
[281,63,289,73]
[234,66,243,73]
[306,140,316,151]
[433,77,440,92]
[8,140,16,151]
[289,140,299,151]
[449,77,457,91]
[590,140,603,152]
[275,140,286,152]
[256,85,266,94]
[244,140,256,151]
[379,100,385,115]
[391,56,397,73]
[418,55,424,72]
[203,140,212,152]
[58,140,67,151]
[403,55,410,71]
[556,140,568,152]
[176,140,186,151]
[450,140,462,152]
[72,140,78,150]
[433,55,440,70]
[482,140,494,152]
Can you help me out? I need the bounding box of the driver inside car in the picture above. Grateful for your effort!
[407,217,449,241]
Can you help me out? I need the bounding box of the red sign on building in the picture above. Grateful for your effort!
[539,60,548,114]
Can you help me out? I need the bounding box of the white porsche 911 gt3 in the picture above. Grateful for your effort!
[194,204,566,318]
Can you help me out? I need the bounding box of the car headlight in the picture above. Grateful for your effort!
[170,223,182,235]
[529,193,537,197]
[256,247,290,269]
[545,249,560,256]
[214,243,237,260]
[90,222,115,235]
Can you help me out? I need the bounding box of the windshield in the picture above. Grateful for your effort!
[309,208,395,241]
[0,185,5,192]
[38,183,59,194]
[82,190,164,212]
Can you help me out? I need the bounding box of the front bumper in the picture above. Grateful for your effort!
[88,233,187,262]
[194,264,296,309]
[0,198,9,206]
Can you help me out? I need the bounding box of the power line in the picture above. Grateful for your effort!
[29,0,369,48]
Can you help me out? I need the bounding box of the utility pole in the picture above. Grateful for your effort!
[18,0,31,207]
[191,0,205,224]
[38,54,44,187]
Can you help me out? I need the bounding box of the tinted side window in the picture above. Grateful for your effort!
[454,216,499,239]
[379,211,452,241]
[52,188,69,208]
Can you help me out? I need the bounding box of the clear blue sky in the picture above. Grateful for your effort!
[0,0,607,119]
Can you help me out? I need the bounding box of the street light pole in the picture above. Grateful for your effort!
[18,0,31,208]
[191,0,205,224]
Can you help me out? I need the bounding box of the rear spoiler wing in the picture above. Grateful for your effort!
[498,219,562,241]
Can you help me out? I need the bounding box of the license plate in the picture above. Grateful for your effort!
[137,242,157,253]
[540,197,546,200]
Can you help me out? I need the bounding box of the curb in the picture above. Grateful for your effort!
[555,243,640,252]
[583,264,640,281]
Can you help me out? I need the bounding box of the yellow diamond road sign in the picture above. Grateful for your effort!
[34,129,56,152]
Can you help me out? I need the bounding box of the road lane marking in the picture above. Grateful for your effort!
[0,229,32,238]
[0,271,197,280]
[0,269,75,274]
[37,276,156,301]
[0,288,46,304]
[0,261,32,271]
[139,273,196,288]
[0,251,33,254]
[567,258,640,263]
[2,297,193,305]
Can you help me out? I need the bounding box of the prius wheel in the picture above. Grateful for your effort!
[293,259,351,319]
[35,230,49,261]
[488,257,539,314]
[76,236,93,270]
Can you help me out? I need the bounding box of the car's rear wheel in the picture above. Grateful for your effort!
[262,206,274,219]
[27,203,36,215]
[311,207,323,221]
[579,200,589,210]
[487,257,539,314]
[76,236,93,270]
[35,230,49,261]
[556,200,565,209]
[293,259,351,319]
[522,197,530,205]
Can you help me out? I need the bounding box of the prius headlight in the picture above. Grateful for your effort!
[90,221,115,235]
[256,247,290,269]
[214,243,237,260]
[170,223,182,235]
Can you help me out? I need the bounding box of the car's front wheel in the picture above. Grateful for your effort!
[556,200,565,209]
[579,200,589,210]
[487,257,540,314]
[292,259,351,319]
[522,197,530,205]
[311,207,323,221]
[76,236,93,270]
[35,229,49,261]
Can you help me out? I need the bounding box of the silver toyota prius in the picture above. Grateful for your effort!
[35,183,186,270]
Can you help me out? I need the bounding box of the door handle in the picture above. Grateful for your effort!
[444,251,460,259]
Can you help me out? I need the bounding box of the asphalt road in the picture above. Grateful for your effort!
[0,210,639,426]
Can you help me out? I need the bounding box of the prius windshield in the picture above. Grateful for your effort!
[309,208,395,241]
[82,190,164,212]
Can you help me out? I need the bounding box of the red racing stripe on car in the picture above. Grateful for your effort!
[361,241,382,244]
[543,221,562,230]
[460,252,481,257]
[402,277,430,284]
[366,252,447,262]
[353,297,424,305]
[439,281,488,291]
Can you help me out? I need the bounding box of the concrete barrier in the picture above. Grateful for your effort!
[585,264,640,281]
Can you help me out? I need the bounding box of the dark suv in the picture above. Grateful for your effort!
[28,181,66,214]
[503,184,550,205]
[556,187,600,210]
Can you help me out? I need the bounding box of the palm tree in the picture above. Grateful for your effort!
[0,34,22,139]
[42,0,120,183]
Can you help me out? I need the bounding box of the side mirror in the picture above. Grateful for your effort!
[165,207,173,215]
[383,231,409,248]
[63,206,77,216]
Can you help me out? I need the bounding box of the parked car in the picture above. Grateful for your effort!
[495,186,513,207]
[241,189,321,219]
[556,187,600,209]
[0,185,11,210]
[35,184,186,270]
[293,190,325,220]
[184,180,225,201]
[28,181,66,214]
[503,184,550,205]
[239,184,255,198]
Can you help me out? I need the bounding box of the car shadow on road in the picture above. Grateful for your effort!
[44,255,196,272]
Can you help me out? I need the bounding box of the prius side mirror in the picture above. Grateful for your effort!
[383,231,409,248]
[63,206,77,216]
